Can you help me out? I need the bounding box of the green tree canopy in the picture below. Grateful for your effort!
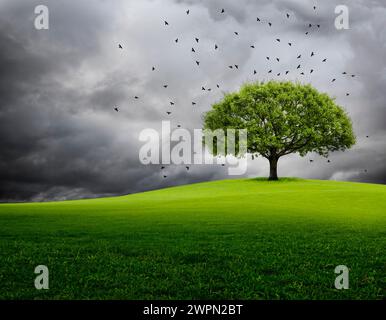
[203,81,356,180]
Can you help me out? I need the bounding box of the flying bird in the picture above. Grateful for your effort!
[286,13,290,18]
[332,78,336,82]
[191,47,195,52]
[114,107,119,112]
[170,101,175,105]
[186,166,190,170]
[118,44,123,49]
[216,84,220,88]
[268,22,272,26]
[288,42,292,46]
[202,86,206,90]
[310,69,314,73]
[234,64,239,69]
[215,44,218,50]
[166,111,171,115]
[152,66,155,71]
[192,102,196,105]
[257,17,261,21]
[276,38,280,42]
[251,45,255,48]
[175,38,178,43]
[234,31,239,35]
[297,54,301,59]
[266,56,270,60]
[196,61,200,66]
[311,51,315,57]
[134,96,139,99]
[186,9,190,15]
[268,69,272,73]
[297,64,301,69]
[221,8,225,13]
[164,20,169,26]
[254,70,257,74]
[322,58,327,62]
[285,71,289,75]
[195,37,199,43]
[229,65,233,69]
[276,58,280,62]
[163,85,168,88]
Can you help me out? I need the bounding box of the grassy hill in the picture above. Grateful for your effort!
[0,178,385,299]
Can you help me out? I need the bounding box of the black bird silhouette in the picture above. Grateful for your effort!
[186,9,189,15]
[229,65,233,69]
[164,21,169,26]
[266,56,270,60]
[234,64,239,69]
[310,69,314,73]
[207,88,212,91]
[309,159,314,163]
[322,58,327,62]
[300,72,305,75]
[114,107,119,112]
[317,24,320,28]
[288,42,292,46]
[305,32,309,35]
[177,125,181,128]
[364,169,368,173]
[351,74,356,77]
[297,54,301,59]
[192,102,196,105]
[118,44,123,49]
[196,61,200,66]
[327,160,331,163]
[276,38,280,42]
[221,8,225,13]
[163,175,167,178]
[195,37,199,43]
[163,85,168,88]
[221,164,225,166]
[286,13,290,18]
[313,6,316,10]
[134,96,139,99]
[332,78,336,82]
[170,101,175,105]
[309,23,312,28]
[161,166,165,169]
[285,71,289,75]
[311,52,315,57]
[216,84,220,88]
[366,135,369,138]
[268,22,272,26]
[191,47,195,52]
[234,31,239,35]
[186,166,190,170]
[342,72,347,74]
[201,86,206,91]
[152,66,155,71]
[277,73,281,76]
[297,64,301,69]
[166,111,171,115]
[215,44,218,50]
[276,58,280,62]
[346,93,350,96]
[257,17,260,21]
[268,69,272,73]
[251,45,255,48]
[175,38,178,43]
[254,70,257,74]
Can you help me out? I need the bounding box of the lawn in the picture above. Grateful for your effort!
[0,178,385,299]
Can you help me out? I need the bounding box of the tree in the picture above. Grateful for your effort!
[203,81,356,180]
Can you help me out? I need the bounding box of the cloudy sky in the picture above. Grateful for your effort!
[0,0,385,201]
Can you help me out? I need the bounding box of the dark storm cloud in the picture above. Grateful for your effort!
[0,0,385,201]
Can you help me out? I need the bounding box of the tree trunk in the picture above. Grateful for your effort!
[268,156,279,180]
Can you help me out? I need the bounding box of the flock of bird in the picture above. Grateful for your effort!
[114,5,368,178]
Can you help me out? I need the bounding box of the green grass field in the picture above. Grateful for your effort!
[0,178,385,300]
